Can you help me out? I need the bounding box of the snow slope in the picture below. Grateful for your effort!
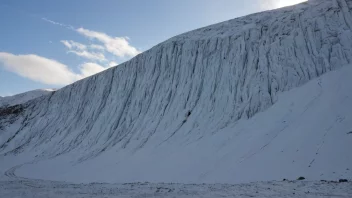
[2,65,351,184]
[0,89,54,108]
[0,0,352,184]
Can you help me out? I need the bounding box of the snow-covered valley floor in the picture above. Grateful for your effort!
[1,178,351,198]
[1,163,351,198]
[1,155,350,197]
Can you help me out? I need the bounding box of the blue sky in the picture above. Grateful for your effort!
[0,0,305,96]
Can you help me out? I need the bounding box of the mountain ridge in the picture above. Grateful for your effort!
[0,89,54,108]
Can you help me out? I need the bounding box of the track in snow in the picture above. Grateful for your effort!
[4,164,27,180]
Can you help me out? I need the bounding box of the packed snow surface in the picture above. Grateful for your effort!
[0,179,351,198]
[0,0,352,187]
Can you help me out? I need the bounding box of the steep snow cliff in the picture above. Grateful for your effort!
[0,0,351,183]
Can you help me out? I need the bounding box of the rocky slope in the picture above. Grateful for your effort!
[0,0,351,183]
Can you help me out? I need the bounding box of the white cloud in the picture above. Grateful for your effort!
[61,40,72,49]
[0,52,113,86]
[90,44,105,51]
[79,61,119,77]
[72,42,87,51]
[108,61,118,67]
[260,0,306,9]
[77,28,140,58]
[276,0,307,8]
[42,18,139,59]
[61,41,105,52]
[61,40,87,50]
[68,50,106,62]
[79,62,106,77]
[0,52,80,85]
[61,40,106,62]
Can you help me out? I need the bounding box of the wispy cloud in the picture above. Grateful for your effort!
[42,18,74,30]
[77,28,140,58]
[61,40,106,62]
[61,40,87,50]
[18,17,136,85]
[68,50,106,62]
[43,18,140,59]
[90,44,105,51]
[0,52,112,86]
